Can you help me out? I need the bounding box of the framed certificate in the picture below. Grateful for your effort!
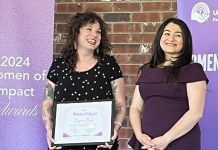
[52,99,115,146]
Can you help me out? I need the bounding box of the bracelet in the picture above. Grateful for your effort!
[114,121,122,129]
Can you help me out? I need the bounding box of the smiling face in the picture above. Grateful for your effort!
[77,21,101,53]
[160,22,183,60]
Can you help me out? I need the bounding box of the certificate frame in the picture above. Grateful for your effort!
[52,99,115,147]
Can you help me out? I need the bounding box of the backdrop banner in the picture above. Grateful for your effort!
[177,0,218,149]
[0,0,54,149]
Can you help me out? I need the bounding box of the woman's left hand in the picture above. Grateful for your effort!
[150,136,170,150]
[97,129,118,149]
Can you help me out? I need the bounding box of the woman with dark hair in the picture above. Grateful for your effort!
[42,12,126,150]
[128,18,208,150]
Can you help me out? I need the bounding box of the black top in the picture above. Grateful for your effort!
[47,55,123,102]
[129,63,208,150]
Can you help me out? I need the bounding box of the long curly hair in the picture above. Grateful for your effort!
[61,12,112,71]
[141,18,193,81]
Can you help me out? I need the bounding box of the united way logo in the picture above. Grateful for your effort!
[191,2,210,23]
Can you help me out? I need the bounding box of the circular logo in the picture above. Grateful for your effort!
[191,2,210,23]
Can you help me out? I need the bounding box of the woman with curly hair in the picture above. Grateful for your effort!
[42,12,126,150]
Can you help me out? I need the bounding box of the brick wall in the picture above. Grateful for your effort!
[54,0,177,149]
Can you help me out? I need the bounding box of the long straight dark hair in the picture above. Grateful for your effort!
[141,18,193,81]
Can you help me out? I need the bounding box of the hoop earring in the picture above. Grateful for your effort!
[74,42,77,50]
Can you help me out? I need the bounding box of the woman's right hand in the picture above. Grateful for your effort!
[46,128,62,150]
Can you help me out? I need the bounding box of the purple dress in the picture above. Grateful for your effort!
[128,63,208,150]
